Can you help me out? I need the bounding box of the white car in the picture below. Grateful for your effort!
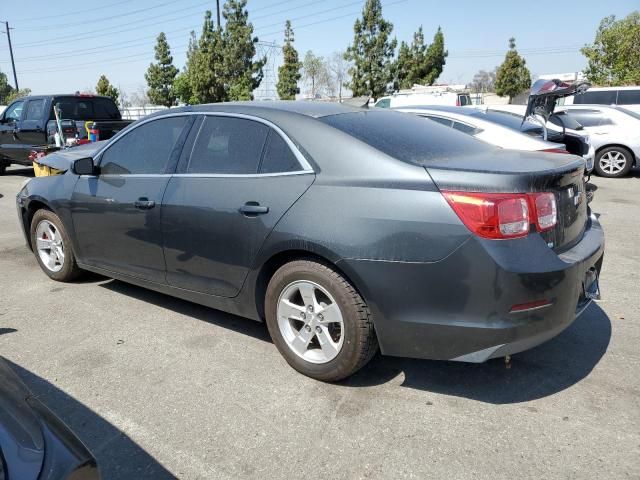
[396,106,594,172]
[562,86,640,114]
[556,105,640,178]
[375,91,472,108]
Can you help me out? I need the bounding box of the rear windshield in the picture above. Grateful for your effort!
[319,110,491,165]
[52,97,121,120]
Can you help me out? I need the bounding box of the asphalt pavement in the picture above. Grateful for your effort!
[0,165,638,479]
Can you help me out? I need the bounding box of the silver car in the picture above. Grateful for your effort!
[556,105,640,178]
[396,106,594,171]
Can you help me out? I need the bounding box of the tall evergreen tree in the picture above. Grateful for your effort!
[394,40,412,89]
[423,26,447,85]
[145,32,179,107]
[276,20,301,100]
[95,75,119,102]
[190,11,226,103]
[495,37,531,103]
[222,0,265,101]
[344,0,397,99]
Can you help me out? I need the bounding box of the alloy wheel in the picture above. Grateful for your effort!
[35,220,65,273]
[276,280,345,364]
[599,150,627,175]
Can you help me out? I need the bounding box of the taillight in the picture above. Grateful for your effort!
[541,148,570,154]
[531,192,557,231]
[442,191,557,240]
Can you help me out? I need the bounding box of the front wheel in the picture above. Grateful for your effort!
[594,146,634,178]
[265,260,377,382]
[30,209,83,282]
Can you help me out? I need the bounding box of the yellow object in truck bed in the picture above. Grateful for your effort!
[33,161,63,177]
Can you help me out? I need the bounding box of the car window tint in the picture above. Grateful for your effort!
[423,115,453,127]
[100,116,189,174]
[187,116,268,174]
[574,90,617,105]
[260,132,301,173]
[24,99,46,121]
[617,90,640,105]
[565,110,608,128]
[4,101,24,121]
[451,120,479,135]
[458,95,471,106]
[93,98,121,119]
[320,110,491,166]
[375,98,391,108]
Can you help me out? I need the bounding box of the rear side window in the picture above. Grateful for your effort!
[423,115,453,127]
[187,116,269,174]
[259,132,301,174]
[25,99,46,121]
[320,110,491,165]
[617,90,640,105]
[566,110,613,127]
[452,120,481,135]
[100,116,189,174]
[574,90,617,105]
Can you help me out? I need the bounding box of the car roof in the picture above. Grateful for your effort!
[394,105,478,116]
[162,101,365,119]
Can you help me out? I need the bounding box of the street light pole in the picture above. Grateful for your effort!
[4,21,19,91]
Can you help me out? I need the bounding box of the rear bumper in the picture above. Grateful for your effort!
[338,214,604,362]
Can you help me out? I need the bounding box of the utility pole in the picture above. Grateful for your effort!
[215,0,221,29]
[4,22,19,90]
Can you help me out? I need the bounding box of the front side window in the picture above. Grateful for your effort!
[25,99,46,121]
[259,132,302,174]
[99,116,189,174]
[187,116,269,174]
[375,98,391,108]
[4,101,24,122]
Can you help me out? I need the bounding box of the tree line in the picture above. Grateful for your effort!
[1,6,638,107]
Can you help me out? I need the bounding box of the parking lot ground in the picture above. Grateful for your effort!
[1,166,639,480]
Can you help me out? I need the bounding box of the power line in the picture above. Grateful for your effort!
[9,0,133,23]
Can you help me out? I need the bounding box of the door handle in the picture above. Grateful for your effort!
[240,202,269,216]
[134,198,155,210]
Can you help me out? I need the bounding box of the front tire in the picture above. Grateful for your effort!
[265,260,377,382]
[30,209,82,282]
[594,146,634,178]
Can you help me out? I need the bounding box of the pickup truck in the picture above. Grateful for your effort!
[0,94,134,174]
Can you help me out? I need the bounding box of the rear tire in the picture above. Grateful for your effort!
[0,162,7,175]
[594,146,634,178]
[30,209,83,282]
[265,260,377,382]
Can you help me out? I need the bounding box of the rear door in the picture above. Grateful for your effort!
[71,115,193,282]
[162,114,315,297]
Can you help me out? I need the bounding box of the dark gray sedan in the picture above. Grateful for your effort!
[16,102,604,381]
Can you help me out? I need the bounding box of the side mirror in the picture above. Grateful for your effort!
[73,157,96,176]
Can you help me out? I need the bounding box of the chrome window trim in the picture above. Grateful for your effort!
[93,110,314,176]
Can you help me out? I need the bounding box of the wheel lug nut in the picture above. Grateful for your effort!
[300,313,306,320]
[307,305,314,313]
[305,325,312,332]
[317,314,324,321]
[315,326,322,333]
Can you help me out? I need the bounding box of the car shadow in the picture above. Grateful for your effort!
[343,302,611,404]
[5,167,34,177]
[4,359,177,479]
[99,278,610,404]
[99,279,271,343]
[0,327,17,336]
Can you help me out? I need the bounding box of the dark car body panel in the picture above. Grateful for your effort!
[16,102,605,363]
[0,358,99,480]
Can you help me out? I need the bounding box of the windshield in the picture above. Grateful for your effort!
[319,110,492,165]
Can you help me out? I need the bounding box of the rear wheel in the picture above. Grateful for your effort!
[265,260,377,382]
[0,162,7,175]
[595,146,634,178]
[30,209,83,282]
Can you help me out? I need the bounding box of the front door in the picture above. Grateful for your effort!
[70,115,192,283]
[0,100,26,163]
[162,115,314,297]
